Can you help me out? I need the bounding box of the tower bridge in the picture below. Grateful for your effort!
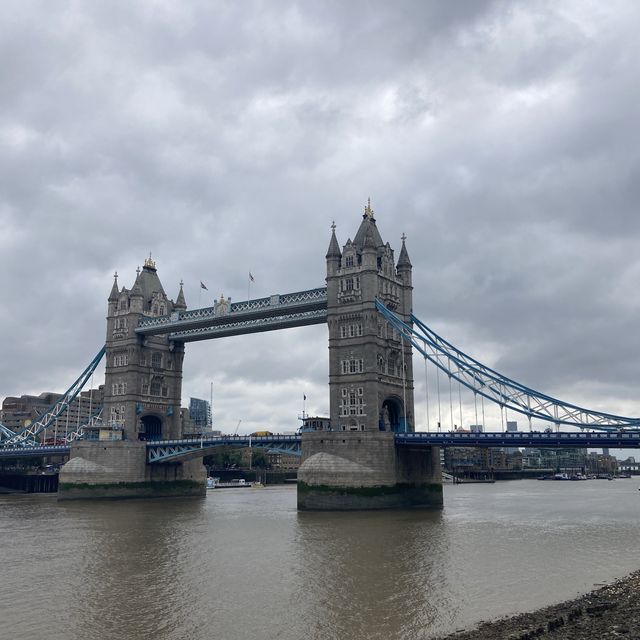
[2,201,640,507]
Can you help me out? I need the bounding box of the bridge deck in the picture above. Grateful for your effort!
[2,431,638,461]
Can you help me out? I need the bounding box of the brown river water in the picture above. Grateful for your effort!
[2,479,639,640]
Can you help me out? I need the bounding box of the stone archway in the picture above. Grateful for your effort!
[380,397,404,433]
[139,415,162,441]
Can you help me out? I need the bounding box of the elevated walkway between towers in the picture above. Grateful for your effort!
[135,288,328,341]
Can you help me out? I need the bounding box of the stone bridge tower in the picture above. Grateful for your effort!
[297,203,442,510]
[104,257,186,442]
[58,257,206,499]
[326,200,415,433]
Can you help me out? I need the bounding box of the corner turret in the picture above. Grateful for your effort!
[396,233,412,289]
[174,281,187,311]
[326,221,341,278]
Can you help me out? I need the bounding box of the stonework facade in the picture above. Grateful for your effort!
[58,257,206,500]
[326,201,415,433]
[104,257,187,442]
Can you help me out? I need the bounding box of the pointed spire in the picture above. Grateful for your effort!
[108,271,119,301]
[326,220,341,259]
[397,233,412,269]
[175,280,187,310]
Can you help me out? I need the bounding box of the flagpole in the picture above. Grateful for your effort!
[247,273,251,302]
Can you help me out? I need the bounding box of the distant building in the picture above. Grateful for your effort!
[189,397,212,430]
[506,421,518,432]
[469,424,484,433]
[1,387,104,443]
[443,446,522,477]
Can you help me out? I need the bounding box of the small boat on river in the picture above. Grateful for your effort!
[206,477,253,489]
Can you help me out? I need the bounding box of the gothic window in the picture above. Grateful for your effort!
[355,277,360,290]
[161,385,168,397]
[152,304,158,315]
[345,255,354,268]
[112,382,127,396]
[151,352,162,369]
[340,325,347,338]
[113,353,129,367]
[159,305,165,315]
[142,381,149,395]
[150,378,161,396]
[119,299,127,311]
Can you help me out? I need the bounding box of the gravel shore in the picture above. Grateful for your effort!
[433,570,640,640]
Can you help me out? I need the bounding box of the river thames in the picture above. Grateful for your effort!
[2,480,639,640]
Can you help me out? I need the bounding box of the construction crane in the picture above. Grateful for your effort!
[234,420,242,435]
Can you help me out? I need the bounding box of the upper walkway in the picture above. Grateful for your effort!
[135,287,328,341]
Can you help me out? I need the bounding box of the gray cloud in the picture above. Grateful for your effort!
[2,0,640,433]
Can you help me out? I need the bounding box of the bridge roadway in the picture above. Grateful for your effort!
[2,431,639,462]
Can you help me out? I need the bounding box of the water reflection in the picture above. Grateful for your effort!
[295,509,458,639]
[58,498,206,640]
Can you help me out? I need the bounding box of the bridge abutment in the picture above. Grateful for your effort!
[297,432,442,510]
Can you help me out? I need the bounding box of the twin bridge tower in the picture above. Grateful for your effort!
[59,204,442,508]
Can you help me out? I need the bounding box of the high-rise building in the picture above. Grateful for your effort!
[189,397,212,430]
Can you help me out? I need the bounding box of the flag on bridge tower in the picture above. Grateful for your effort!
[249,272,255,282]
[200,281,208,290]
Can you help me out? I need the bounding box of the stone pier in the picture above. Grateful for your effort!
[297,432,442,510]
[58,441,205,500]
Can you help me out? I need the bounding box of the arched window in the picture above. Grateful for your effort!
[150,378,161,396]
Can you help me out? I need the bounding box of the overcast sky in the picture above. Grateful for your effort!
[2,0,640,435]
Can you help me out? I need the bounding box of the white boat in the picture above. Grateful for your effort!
[206,477,252,489]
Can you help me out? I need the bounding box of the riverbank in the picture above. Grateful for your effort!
[434,569,640,639]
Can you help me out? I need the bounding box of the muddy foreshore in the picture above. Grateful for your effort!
[433,570,640,640]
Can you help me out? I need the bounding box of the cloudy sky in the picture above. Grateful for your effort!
[2,0,640,435]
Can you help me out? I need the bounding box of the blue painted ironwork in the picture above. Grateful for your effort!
[0,444,71,458]
[136,287,328,341]
[0,423,17,440]
[395,430,640,449]
[2,430,636,461]
[1,347,106,448]
[169,309,328,342]
[146,434,302,463]
[375,299,640,431]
